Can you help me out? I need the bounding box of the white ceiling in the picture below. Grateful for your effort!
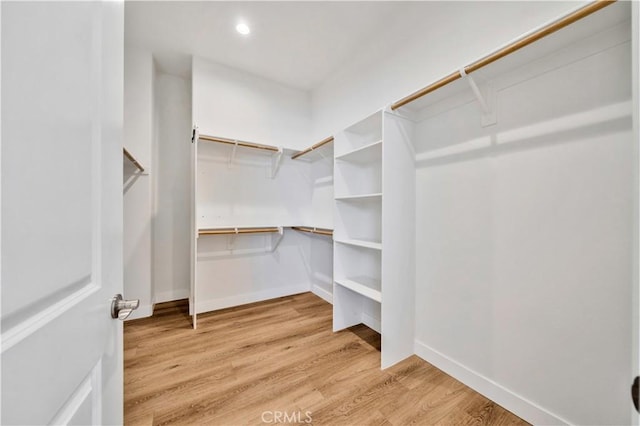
[124,1,406,90]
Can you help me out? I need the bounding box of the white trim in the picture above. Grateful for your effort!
[1,283,99,353]
[361,312,381,334]
[311,284,332,304]
[195,284,309,314]
[124,304,153,321]
[154,288,190,304]
[414,339,569,425]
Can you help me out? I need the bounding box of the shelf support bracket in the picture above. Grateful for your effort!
[270,227,284,252]
[227,228,238,250]
[228,140,239,168]
[271,147,284,178]
[460,68,497,127]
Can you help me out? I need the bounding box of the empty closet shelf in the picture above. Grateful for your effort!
[199,227,281,235]
[335,277,381,303]
[334,238,382,250]
[292,226,333,236]
[335,140,382,163]
[335,193,382,201]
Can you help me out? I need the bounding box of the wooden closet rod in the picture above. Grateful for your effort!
[123,147,145,172]
[199,227,280,235]
[199,134,280,152]
[390,0,615,110]
[291,136,334,160]
[292,226,334,236]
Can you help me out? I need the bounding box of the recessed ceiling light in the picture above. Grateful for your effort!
[236,23,250,35]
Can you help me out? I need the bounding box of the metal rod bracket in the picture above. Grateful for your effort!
[228,140,239,168]
[460,68,497,127]
[271,147,284,178]
[270,227,284,252]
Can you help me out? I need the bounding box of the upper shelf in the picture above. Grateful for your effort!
[123,147,145,172]
[292,136,334,161]
[335,140,382,164]
[198,134,280,153]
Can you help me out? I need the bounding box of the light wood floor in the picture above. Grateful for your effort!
[124,292,527,425]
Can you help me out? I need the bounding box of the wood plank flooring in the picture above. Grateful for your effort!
[124,292,528,425]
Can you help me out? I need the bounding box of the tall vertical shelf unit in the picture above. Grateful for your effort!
[333,112,383,340]
[332,111,415,368]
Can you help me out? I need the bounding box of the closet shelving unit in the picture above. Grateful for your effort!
[332,109,416,368]
[333,111,384,334]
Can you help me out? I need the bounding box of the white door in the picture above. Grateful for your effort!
[2,1,124,424]
[634,1,640,423]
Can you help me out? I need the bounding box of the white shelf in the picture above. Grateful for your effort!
[335,193,382,201]
[335,238,382,251]
[335,140,382,164]
[335,277,381,303]
[315,175,334,185]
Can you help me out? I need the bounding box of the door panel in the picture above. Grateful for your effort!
[1,2,123,424]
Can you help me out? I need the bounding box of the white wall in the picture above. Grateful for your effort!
[413,24,632,425]
[192,56,317,312]
[309,1,633,424]
[193,57,312,150]
[311,1,586,140]
[309,156,334,302]
[152,72,192,303]
[123,46,154,319]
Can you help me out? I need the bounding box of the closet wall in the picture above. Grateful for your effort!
[152,73,192,303]
[123,46,193,315]
[193,58,311,149]
[123,46,154,319]
[191,57,327,313]
[412,21,632,425]
[311,1,582,139]
[308,155,334,302]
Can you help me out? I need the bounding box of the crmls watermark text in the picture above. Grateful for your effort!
[261,410,312,424]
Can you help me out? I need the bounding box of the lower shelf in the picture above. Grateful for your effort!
[335,277,381,303]
[334,238,382,250]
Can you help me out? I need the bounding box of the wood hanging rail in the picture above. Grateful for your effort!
[199,134,280,152]
[390,0,616,110]
[199,227,280,236]
[123,147,145,172]
[292,226,333,236]
[291,136,334,160]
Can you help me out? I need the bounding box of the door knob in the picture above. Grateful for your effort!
[110,294,140,320]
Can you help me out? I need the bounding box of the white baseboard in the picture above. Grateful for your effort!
[362,312,381,334]
[312,284,332,304]
[196,284,310,314]
[414,339,568,425]
[154,288,190,304]
[125,304,153,321]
